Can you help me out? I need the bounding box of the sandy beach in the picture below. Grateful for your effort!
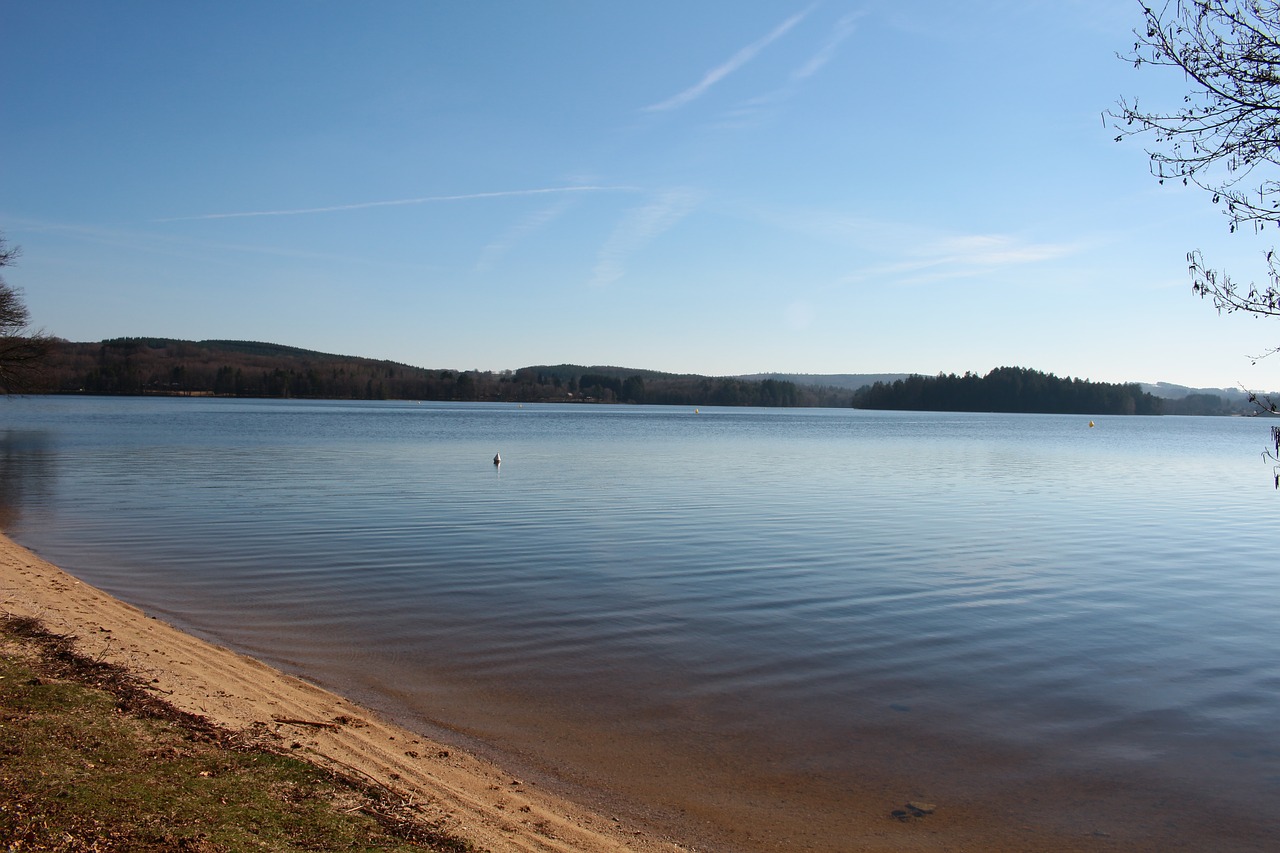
[0,532,696,853]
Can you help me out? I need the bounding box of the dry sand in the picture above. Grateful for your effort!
[0,532,688,853]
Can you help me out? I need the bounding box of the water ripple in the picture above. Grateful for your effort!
[2,398,1278,847]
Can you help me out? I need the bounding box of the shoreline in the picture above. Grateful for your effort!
[0,532,687,853]
[7,529,1276,853]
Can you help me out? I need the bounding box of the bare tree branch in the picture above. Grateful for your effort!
[1113,1,1280,230]
[0,232,54,395]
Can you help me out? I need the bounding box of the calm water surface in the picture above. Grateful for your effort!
[2,397,1277,849]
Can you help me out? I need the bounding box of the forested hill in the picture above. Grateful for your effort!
[851,367,1164,415]
[736,372,910,391]
[30,338,851,407]
[25,341,1221,414]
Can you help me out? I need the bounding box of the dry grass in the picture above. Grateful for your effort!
[0,613,473,852]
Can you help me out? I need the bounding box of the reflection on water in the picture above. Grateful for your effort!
[0,429,54,530]
[1,396,1278,850]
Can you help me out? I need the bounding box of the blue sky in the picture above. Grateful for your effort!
[3,0,1278,389]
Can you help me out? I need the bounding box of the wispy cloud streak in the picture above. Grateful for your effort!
[475,197,575,273]
[737,204,1078,285]
[790,10,863,80]
[841,233,1079,288]
[155,185,639,223]
[9,217,390,266]
[592,189,701,286]
[706,9,861,130]
[643,5,815,112]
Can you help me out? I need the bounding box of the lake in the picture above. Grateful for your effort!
[1,396,1277,850]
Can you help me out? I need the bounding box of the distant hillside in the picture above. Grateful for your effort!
[36,338,437,400]
[1138,382,1272,415]
[1142,381,1235,399]
[737,372,910,392]
[25,338,1264,414]
[194,339,369,361]
[519,364,849,406]
[30,340,851,407]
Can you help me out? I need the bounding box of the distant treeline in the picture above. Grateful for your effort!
[29,338,852,407]
[526,365,849,406]
[1162,392,1244,416]
[25,340,1253,414]
[851,367,1165,415]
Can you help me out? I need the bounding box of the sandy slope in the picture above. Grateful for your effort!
[0,533,688,853]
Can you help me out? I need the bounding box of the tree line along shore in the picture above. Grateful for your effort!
[15,336,1252,416]
[30,338,848,407]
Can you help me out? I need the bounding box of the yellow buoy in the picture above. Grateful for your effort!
[1089,421,1095,428]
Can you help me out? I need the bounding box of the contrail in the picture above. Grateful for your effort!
[643,5,814,112]
[155,185,640,222]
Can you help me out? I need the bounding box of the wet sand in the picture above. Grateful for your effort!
[2,531,1271,852]
[0,532,690,853]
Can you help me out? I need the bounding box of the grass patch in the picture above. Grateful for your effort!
[0,613,472,852]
